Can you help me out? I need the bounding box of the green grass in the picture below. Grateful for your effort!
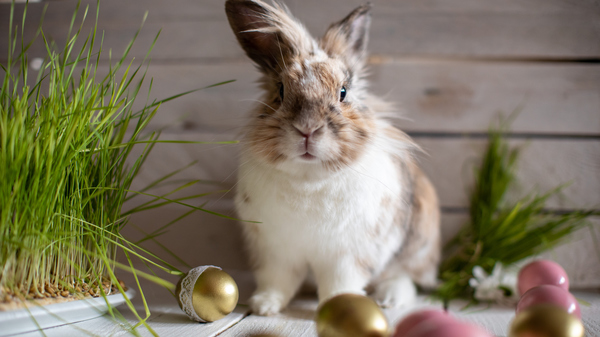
[436,123,598,303]
[0,1,235,332]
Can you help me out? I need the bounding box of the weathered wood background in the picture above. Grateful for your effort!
[1,0,599,287]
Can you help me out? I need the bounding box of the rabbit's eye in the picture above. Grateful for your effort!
[340,86,347,102]
[279,84,284,100]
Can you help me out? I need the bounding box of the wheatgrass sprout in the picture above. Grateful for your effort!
[0,1,235,332]
[436,124,598,303]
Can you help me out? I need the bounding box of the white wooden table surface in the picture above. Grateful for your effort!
[4,271,600,337]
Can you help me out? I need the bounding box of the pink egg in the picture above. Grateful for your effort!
[404,319,493,337]
[393,309,452,337]
[516,284,581,319]
[518,260,569,295]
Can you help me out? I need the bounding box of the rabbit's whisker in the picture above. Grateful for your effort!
[242,99,279,113]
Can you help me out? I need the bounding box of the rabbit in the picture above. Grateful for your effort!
[225,0,441,316]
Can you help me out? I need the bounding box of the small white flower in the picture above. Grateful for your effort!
[469,262,519,305]
[30,58,44,71]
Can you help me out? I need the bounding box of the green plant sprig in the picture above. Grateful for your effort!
[436,124,598,302]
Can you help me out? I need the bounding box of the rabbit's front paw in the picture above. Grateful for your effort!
[249,291,285,316]
[372,276,416,308]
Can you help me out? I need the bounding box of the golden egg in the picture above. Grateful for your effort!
[316,293,390,337]
[176,266,239,322]
[509,304,585,337]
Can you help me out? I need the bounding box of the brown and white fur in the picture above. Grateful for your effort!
[226,0,440,315]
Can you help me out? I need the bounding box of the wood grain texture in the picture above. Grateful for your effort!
[416,137,600,210]
[4,60,598,135]
[115,60,600,135]
[369,61,600,136]
[2,0,599,61]
[123,203,249,271]
[219,297,317,337]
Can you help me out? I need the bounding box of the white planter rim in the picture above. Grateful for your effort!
[0,288,135,336]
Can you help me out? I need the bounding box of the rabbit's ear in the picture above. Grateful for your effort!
[225,0,314,73]
[321,3,372,64]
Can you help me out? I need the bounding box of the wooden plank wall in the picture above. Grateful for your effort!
[1,0,599,287]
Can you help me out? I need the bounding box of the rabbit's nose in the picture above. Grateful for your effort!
[293,125,324,140]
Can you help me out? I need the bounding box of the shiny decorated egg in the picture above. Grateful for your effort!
[316,293,390,337]
[509,304,585,337]
[516,285,580,319]
[403,319,493,337]
[518,260,569,295]
[393,309,452,337]
[176,266,239,322]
